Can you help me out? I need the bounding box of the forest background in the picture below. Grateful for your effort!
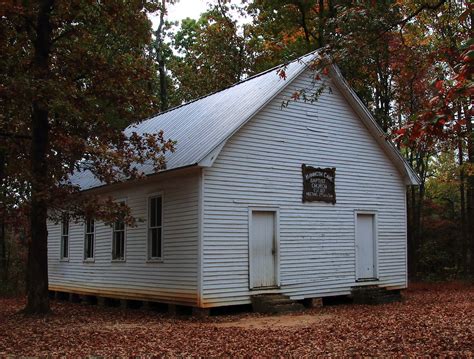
[0,0,472,313]
[146,0,474,282]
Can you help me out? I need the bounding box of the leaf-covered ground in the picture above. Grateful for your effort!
[0,283,472,357]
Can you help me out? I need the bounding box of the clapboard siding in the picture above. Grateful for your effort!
[202,70,407,306]
[47,171,200,305]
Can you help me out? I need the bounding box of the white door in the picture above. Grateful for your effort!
[250,211,277,288]
[356,213,377,280]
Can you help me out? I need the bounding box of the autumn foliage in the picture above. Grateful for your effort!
[0,0,175,313]
[0,284,472,356]
[1,0,473,316]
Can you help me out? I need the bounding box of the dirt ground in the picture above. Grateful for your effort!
[0,283,473,357]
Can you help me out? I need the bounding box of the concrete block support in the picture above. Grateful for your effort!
[168,304,177,315]
[82,295,97,305]
[56,291,70,301]
[145,301,168,313]
[126,300,143,309]
[192,307,210,318]
[70,293,82,303]
[303,297,323,308]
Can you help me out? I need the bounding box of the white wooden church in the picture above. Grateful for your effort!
[47,52,419,309]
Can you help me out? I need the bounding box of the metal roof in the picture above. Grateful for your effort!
[72,52,316,190]
[70,50,419,191]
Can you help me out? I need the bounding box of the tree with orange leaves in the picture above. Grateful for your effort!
[0,0,174,314]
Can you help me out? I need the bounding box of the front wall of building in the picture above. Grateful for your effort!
[202,71,407,307]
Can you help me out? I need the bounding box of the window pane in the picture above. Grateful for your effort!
[85,233,94,259]
[150,198,156,227]
[85,236,88,257]
[113,231,124,260]
[119,232,124,258]
[115,220,125,231]
[151,228,157,257]
[62,235,68,259]
[156,197,162,227]
[90,234,94,257]
[157,228,162,258]
[112,235,117,259]
[148,197,162,259]
[86,219,94,234]
[149,196,162,228]
[149,228,162,258]
[62,218,69,236]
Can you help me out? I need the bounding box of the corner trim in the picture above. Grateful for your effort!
[197,169,205,307]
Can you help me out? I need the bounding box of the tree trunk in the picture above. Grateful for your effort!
[464,105,474,276]
[457,108,468,273]
[407,146,420,280]
[318,0,325,48]
[407,186,417,279]
[24,0,54,315]
[415,154,427,250]
[406,148,429,280]
[0,212,5,284]
[155,0,168,111]
[294,1,312,50]
[0,150,6,283]
[157,56,168,111]
[26,104,50,314]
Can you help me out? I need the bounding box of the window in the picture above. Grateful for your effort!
[148,196,162,259]
[112,216,125,261]
[84,218,95,260]
[60,217,69,260]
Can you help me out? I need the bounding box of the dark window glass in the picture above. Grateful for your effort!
[150,197,156,227]
[112,218,125,260]
[156,197,162,227]
[61,217,69,259]
[148,196,162,259]
[84,219,95,259]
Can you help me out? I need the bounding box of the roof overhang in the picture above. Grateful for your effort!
[79,164,200,195]
[196,61,420,186]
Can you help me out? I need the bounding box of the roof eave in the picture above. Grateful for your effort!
[78,163,200,193]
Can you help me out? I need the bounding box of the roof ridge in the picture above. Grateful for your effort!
[130,49,320,130]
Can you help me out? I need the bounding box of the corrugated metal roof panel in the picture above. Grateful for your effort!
[72,52,317,190]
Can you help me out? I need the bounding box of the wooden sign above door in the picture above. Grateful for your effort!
[302,165,336,204]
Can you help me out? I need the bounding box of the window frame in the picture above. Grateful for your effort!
[60,216,70,261]
[111,199,127,262]
[83,218,95,262]
[147,193,164,262]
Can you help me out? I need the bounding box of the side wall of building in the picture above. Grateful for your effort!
[47,170,200,305]
[201,70,408,307]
